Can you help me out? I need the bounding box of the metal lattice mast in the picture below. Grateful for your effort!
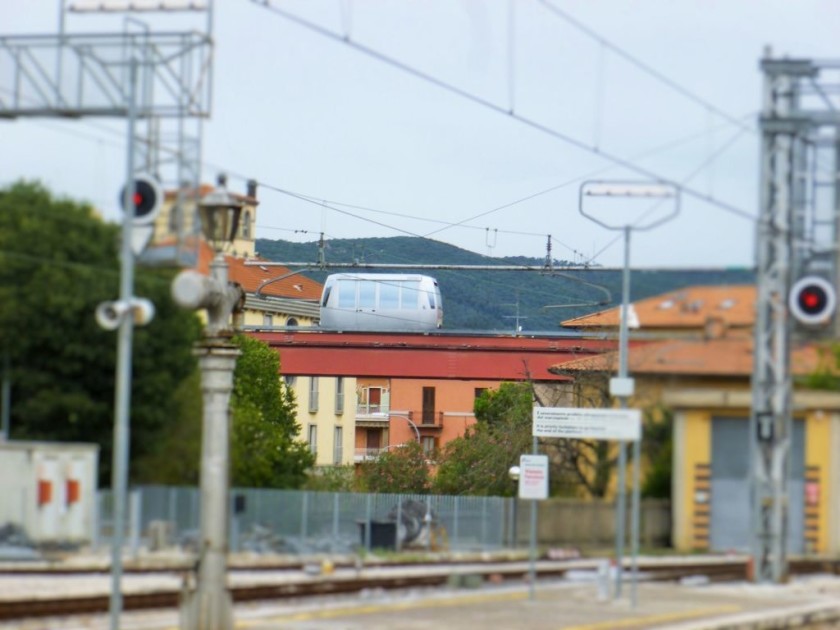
[750,53,840,583]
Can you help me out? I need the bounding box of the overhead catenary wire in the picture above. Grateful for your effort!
[537,0,755,136]
[251,0,756,222]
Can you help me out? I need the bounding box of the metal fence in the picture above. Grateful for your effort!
[98,486,509,555]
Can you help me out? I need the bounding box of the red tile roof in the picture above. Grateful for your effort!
[195,240,322,300]
[562,285,756,330]
[551,337,834,378]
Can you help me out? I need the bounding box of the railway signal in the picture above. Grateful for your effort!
[788,275,837,327]
[119,174,162,225]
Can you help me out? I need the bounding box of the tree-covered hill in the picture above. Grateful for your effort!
[256,237,754,332]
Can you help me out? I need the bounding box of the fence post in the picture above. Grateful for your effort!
[332,492,340,547]
[426,495,432,551]
[452,497,459,552]
[300,492,309,542]
[396,499,402,552]
[129,488,141,557]
[364,494,372,551]
[480,498,487,551]
[168,487,176,528]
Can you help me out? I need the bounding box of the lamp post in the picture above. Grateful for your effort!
[508,465,520,548]
[172,174,244,630]
[579,180,679,605]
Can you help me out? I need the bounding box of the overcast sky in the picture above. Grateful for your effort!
[2,1,838,268]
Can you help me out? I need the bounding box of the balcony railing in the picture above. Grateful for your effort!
[354,447,384,462]
[356,403,390,416]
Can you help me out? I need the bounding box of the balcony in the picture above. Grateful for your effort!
[356,403,390,417]
[354,447,384,462]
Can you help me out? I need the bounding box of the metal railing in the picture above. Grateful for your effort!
[98,486,508,555]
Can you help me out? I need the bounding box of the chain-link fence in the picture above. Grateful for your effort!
[98,486,510,555]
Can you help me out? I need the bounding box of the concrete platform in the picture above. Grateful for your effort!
[233,577,840,630]
[4,574,840,629]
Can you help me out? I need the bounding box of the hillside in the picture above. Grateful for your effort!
[256,237,755,332]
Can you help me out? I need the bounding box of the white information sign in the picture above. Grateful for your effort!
[518,454,549,500]
[533,407,642,441]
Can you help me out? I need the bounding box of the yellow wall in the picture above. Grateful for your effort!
[805,410,832,553]
[291,375,357,467]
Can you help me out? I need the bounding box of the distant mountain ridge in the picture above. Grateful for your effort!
[256,237,755,331]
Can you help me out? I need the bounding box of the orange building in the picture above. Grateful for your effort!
[251,330,616,463]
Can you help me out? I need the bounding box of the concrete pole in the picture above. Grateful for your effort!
[180,341,239,630]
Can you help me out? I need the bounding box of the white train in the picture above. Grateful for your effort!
[319,273,443,331]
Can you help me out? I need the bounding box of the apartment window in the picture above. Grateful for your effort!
[335,377,345,415]
[422,387,436,425]
[262,313,274,327]
[308,424,317,455]
[359,387,388,414]
[333,426,343,464]
[241,210,251,238]
[286,317,299,327]
[283,374,296,387]
[422,436,436,456]
[308,377,319,413]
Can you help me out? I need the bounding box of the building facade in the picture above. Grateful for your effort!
[556,284,840,554]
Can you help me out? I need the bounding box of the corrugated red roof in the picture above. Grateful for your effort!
[251,330,616,380]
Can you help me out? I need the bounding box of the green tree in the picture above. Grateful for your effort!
[0,181,200,485]
[641,406,673,499]
[303,465,358,492]
[357,441,431,494]
[230,335,314,488]
[434,382,533,496]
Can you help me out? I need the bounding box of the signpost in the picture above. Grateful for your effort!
[518,454,548,601]
[533,407,641,441]
[533,406,643,603]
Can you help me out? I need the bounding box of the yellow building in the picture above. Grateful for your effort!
[558,285,840,554]
[150,179,343,463]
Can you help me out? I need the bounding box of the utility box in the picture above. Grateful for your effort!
[0,441,99,544]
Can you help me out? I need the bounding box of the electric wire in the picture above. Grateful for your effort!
[536,0,755,135]
[251,0,756,222]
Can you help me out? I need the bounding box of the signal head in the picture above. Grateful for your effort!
[789,275,837,326]
[120,174,162,225]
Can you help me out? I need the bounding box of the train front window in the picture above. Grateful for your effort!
[337,280,356,308]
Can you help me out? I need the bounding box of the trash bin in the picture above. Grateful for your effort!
[357,520,397,551]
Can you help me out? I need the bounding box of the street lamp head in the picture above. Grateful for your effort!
[198,173,243,252]
[508,465,521,482]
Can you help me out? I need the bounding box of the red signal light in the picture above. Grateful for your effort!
[789,276,836,326]
[119,174,162,226]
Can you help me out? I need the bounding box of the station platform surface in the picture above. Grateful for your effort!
[231,576,840,630]
[6,573,840,630]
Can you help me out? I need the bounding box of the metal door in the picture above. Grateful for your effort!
[710,417,804,553]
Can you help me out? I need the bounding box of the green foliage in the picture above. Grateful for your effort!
[473,381,534,429]
[357,441,431,494]
[256,236,755,331]
[641,407,673,499]
[230,335,314,488]
[302,465,358,492]
[434,382,534,496]
[134,371,202,485]
[0,181,200,485]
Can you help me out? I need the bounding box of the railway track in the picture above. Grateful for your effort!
[1,556,838,621]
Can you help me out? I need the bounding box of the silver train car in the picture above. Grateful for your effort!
[319,273,443,331]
